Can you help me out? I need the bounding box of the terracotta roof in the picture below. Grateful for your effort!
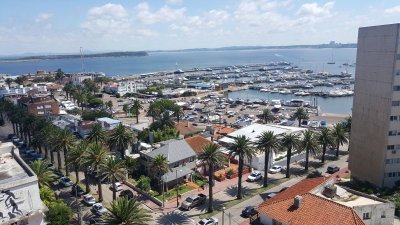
[259,193,364,225]
[213,125,236,135]
[259,177,328,208]
[176,121,201,136]
[185,135,213,155]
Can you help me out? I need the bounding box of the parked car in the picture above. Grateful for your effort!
[301,120,310,127]
[119,190,134,200]
[59,177,73,187]
[29,152,43,160]
[83,194,96,206]
[87,218,106,225]
[310,120,319,128]
[71,185,85,197]
[320,120,327,127]
[197,217,218,225]
[53,169,64,178]
[327,165,340,174]
[279,187,288,193]
[247,171,262,182]
[12,137,20,143]
[269,165,283,174]
[8,134,15,139]
[241,206,257,218]
[266,192,277,199]
[47,163,55,170]
[110,182,123,192]
[91,203,107,216]
[181,194,207,210]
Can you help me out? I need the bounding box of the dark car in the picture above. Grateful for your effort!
[8,134,15,139]
[279,187,288,193]
[327,165,340,174]
[71,184,86,197]
[119,190,134,200]
[241,206,257,218]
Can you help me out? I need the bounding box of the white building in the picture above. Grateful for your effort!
[97,117,121,130]
[71,74,92,86]
[104,80,146,95]
[0,142,46,225]
[219,123,306,170]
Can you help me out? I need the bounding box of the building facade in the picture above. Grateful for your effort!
[18,95,60,117]
[104,80,146,96]
[349,23,400,187]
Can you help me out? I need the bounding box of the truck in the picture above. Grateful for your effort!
[180,194,206,210]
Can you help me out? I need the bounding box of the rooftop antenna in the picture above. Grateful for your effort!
[80,47,85,73]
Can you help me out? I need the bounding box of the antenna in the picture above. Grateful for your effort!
[80,47,85,72]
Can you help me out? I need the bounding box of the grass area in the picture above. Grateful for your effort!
[199,178,289,219]
[128,178,137,186]
[193,177,207,187]
[154,185,193,201]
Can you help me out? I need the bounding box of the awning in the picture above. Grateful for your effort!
[162,167,193,183]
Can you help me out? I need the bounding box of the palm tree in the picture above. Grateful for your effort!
[102,197,151,225]
[151,154,170,203]
[123,104,131,117]
[147,103,160,123]
[83,143,108,202]
[317,127,334,163]
[67,141,89,186]
[228,135,256,199]
[199,143,225,212]
[255,131,280,187]
[124,157,138,178]
[108,123,135,159]
[280,133,300,178]
[131,100,143,124]
[344,116,352,151]
[53,128,76,176]
[172,105,183,123]
[100,158,127,201]
[55,68,64,83]
[31,160,57,187]
[159,112,175,128]
[87,123,107,144]
[292,107,309,127]
[5,78,13,89]
[261,109,274,124]
[332,123,349,158]
[299,130,320,171]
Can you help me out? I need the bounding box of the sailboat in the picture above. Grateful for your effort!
[327,49,335,64]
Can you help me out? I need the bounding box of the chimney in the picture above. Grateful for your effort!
[293,195,302,208]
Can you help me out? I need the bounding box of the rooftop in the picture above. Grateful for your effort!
[184,135,213,155]
[97,117,121,124]
[316,185,382,207]
[144,139,196,163]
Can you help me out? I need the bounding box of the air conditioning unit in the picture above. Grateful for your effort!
[323,184,337,198]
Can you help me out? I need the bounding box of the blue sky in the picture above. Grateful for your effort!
[1,0,400,54]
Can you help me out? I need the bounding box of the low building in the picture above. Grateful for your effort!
[218,123,306,170]
[18,94,60,117]
[175,121,202,138]
[103,80,146,96]
[257,177,395,225]
[96,117,121,131]
[0,142,46,225]
[71,73,93,85]
[78,121,97,138]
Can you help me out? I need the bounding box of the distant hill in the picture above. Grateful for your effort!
[1,51,148,62]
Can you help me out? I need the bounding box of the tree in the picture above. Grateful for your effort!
[261,109,274,124]
[84,143,108,202]
[5,78,13,89]
[228,135,256,199]
[172,105,183,123]
[299,130,320,171]
[106,100,113,111]
[15,76,27,85]
[55,68,64,83]
[124,157,138,178]
[199,143,225,212]
[82,78,99,94]
[332,123,349,158]
[31,160,57,187]
[151,154,170,200]
[317,127,335,163]
[100,157,127,201]
[136,175,151,192]
[53,128,76,176]
[280,133,300,178]
[102,197,151,225]
[292,107,309,127]
[63,82,74,100]
[131,99,143,124]
[108,123,135,159]
[255,131,280,187]
[67,141,89,187]
[123,104,131,117]
[45,201,72,225]
[40,186,56,206]
[344,116,352,151]
[87,123,107,144]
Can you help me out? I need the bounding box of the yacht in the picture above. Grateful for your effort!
[271,100,282,109]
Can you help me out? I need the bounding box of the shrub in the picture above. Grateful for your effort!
[137,175,151,192]
[307,170,323,178]
[226,169,235,176]
[45,201,72,225]
[81,109,112,121]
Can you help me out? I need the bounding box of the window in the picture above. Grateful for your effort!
[393,101,400,106]
[394,86,400,91]
[396,70,400,76]
[390,116,398,121]
[363,212,371,220]
[387,145,395,150]
[381,212,386,218]
[389,130,397,136]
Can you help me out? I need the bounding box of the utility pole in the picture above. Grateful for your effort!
[80,47,85,73]
[222,206,225,225]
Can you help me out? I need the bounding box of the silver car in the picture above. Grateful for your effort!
[197,217,218,225]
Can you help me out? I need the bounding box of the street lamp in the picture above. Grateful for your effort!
[175,168,183,208]
[222,206,226,225]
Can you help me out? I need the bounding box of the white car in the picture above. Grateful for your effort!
[110,182,123,192]
[92,203,107,216]
[310,120,319,128]
[247,171,262,182]
[266,192,277,199]
[59,177,73,187]
[197,217,219,225]
[269,165,283,174]
[83,194,96,206]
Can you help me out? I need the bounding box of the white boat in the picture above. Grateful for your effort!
[260,88,269,92]
[270,88,279,93]
[294,91,310,96]
[271,99,282,109]
[279,89,292,95]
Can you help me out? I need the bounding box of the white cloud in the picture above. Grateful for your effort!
[135,2,186,24]
[81,3,130,38]
[136,29,158,37]
[35,13,52,23]
[167,0,183,5]
[384,5,400,15]
[296,2,334,17]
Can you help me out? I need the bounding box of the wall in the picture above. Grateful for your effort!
[259,213,273,225]
[353,203,395,225]
[123,181,163,206]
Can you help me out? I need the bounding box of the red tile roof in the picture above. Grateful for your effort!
[185,135,213,155]
[259,193,364,225]
[176,121,201,136]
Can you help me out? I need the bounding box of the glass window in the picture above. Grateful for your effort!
[363,212,371,219]
[387,145,395,150]
[393,101,400,106]
[389,130,397,136]
[394,86,400,91]
[390,116,398,121]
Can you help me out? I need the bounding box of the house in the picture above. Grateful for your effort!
[96,117,121,131]
[103,80,146,96]
[218,123,306,170]
[211,125,236,141]
[71,73,92,85]
[175,121,202,138]
[78,121,97,138]
[18,94,60,117]
[0,142,46,225]
[257,177,395,225]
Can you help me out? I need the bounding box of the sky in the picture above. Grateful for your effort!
[1,0,400,55]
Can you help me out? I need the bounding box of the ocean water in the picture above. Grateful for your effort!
[0,48,356,76]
